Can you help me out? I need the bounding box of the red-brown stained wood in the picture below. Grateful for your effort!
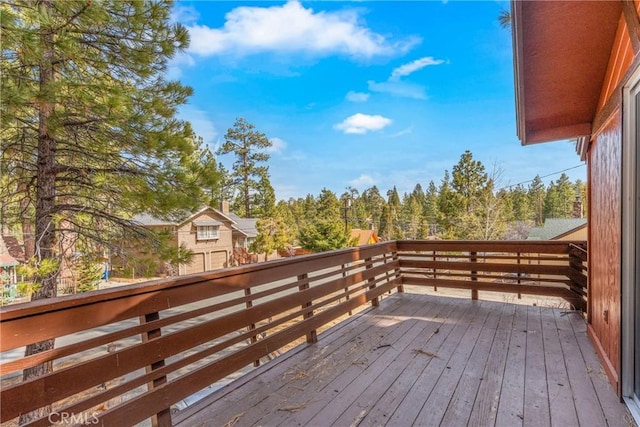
[588,108,622,390]
[598,12,634,112]
[0,240,592,425]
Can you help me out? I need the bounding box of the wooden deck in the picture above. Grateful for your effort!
[175,293,632,427]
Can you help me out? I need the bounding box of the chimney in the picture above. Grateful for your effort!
[573,196,583,218]
[220,200,230,215]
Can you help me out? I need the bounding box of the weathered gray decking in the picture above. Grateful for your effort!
[175,293,632,427]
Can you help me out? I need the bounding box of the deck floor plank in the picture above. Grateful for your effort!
[245,295,432,426]
[495,303,528,426]
[567,311,631,427]
[439,301,506,427]
[384,298,487,426]
[174,294,632,427]
[175,296,416,427]
[541,306,579,426]
[352,298,470,427]
[469,303,516,426]
[523,305,551,426]
[416,301,502,426]
[301,297,460,426]
[322,297,462,427]
[554,309,610,427]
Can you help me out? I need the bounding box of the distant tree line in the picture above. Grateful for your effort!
[245,150,586,255]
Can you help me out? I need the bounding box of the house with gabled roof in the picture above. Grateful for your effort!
[129,203,261,276]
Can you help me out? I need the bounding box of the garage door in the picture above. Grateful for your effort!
[185,253,205,275]
[209,251,227,271]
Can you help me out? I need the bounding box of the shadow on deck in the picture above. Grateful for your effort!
[175,293,631,427]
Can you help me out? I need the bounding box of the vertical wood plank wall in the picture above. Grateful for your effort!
[588,110,622,391]
[587,1,640,392]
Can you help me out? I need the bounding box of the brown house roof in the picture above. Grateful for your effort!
[512,1,622,145]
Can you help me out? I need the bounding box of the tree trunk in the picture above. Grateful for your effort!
[20,3,58,422]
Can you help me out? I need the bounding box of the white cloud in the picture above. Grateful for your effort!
[368,80,427,100]
[171,5,199,24]
[364,56,445,99]
[334,113,392,134]
[178,106,218,146]
[349,174,376,188]
[185,1,418,58]
[390,56,444,81]
[346,91,370,102]
[166,52,195,80]
[390,126,413,138]
[267,137,287,154]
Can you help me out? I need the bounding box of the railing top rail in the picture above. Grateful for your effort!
[396,240,586,254]
[0,241,398,321]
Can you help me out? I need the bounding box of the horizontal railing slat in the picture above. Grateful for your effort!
[398,259,571,276]
[0,239,586,425]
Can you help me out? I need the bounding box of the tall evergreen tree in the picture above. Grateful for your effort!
[423,181,440,236]
[251,174,276,219]
[217,117,272,217]
[251,215,291,261]
[1,0,211,418]
[298,220,350,253]
[527,175,546,226]
[543,174,575,219]
[316,188,342,224]
[437,170,460,238]
[451,150,488,213]
[361,186,385,232]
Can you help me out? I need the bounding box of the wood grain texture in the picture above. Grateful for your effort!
[588,108,622,389]
[175,294,631,427]
[0,240,591,424]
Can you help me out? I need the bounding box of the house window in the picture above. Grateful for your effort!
[197,225,219,240]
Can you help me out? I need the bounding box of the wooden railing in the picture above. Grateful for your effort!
[396,240,587,311]
[0,240,586,426]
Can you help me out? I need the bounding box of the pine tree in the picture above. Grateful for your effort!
[217,118,272,217]
[316,188,342,224]
[423,181,440,236]
[528,175,546,226]
[1,0,212,418]
[75,255,103,293]
[361,186,385,232]
[251,174,276,219]
[452,150,488,213]
[251,216,291,261]
[298,220,350,253]
[437,170,460,238]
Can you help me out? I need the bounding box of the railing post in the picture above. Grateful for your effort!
[392,251,403,293]
[432,250,438,291]
[365,257,379,307]
[567,244,588,313]
[298,273,317,343]
[244,288,260,367]
[470,251,478,300]
[517,252,522,299]
[342,263,353,315]
[139,312,171,427]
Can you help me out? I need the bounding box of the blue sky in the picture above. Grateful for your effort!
[169,1,586,200]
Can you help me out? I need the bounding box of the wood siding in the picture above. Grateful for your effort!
[588,109,622,390]
[597,13,635,112]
